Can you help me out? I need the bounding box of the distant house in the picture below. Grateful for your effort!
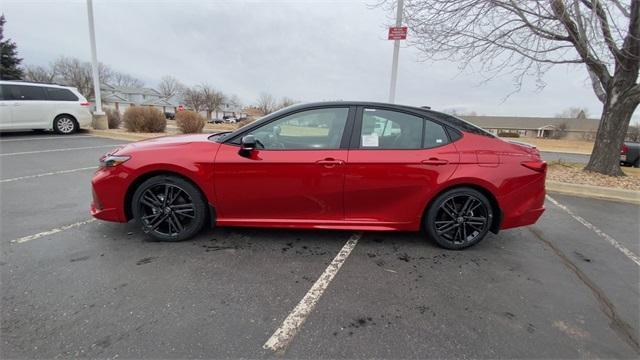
[460,111,599,140]
[95,84,178,114]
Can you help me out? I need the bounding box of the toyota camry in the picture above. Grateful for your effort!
[91,102,546,249]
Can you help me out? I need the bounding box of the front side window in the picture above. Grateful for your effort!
[243,108,349,150]
[45,87,78,101]
[359,109,423,149]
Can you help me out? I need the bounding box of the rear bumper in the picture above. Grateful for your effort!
[497,174,546,230]
[77,110,92,128]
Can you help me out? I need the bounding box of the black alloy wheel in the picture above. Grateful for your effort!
[425,187,493,250]
[132,175,207,241]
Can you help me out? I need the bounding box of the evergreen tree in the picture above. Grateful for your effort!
[0,14,24,80]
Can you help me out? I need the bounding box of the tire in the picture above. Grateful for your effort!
[424,187,494,250]
[53,115,78,134]
[132,175,208,242]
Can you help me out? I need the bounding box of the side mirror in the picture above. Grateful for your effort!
[241,135,257,151]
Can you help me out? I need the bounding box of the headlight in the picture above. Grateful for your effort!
[99,154,131,168]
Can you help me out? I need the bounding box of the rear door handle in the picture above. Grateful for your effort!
[316,158,344,167]
[421,158,449,165]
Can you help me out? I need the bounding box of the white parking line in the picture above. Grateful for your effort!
[263,232,361,353]
[546,195,640,267]
[9,219,96,244]
[0,144,120,157]
[0,135,94,142]
[0,166,97,183]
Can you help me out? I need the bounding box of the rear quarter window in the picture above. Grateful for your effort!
[423,120,450,148]
[45,87,78,101]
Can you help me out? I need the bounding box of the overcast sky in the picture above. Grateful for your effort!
[3,0,638,122]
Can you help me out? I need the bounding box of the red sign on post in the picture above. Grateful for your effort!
[388,26,408,40]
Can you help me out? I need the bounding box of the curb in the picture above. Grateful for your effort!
[546,181,640,205]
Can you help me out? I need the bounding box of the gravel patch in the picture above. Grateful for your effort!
[548,162,640,191]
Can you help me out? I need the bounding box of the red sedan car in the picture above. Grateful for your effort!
[91,102,546,249]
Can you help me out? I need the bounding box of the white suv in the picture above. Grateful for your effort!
[0,80,92,134]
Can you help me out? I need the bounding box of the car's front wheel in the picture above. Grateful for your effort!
[425,187,494,250]
[53,115,78,134]
[132,175,207,241]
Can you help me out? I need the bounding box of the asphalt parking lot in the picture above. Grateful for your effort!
[1,132,639,359]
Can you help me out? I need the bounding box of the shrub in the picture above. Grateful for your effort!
[105,108,121,129]
[175,110,206,134]
[498,132,520,138]
[123,106,166,133]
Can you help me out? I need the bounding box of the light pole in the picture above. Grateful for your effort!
[87,0,104,116]
[388,0,405,103]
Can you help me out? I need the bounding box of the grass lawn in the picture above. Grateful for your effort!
[500,137,594,154]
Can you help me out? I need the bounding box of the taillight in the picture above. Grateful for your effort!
[521,160,547,172]
[621,144,628,155]
[80,102,90,107]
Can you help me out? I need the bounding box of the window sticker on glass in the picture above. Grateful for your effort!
[362,134,379,147]
[436,138,443,143]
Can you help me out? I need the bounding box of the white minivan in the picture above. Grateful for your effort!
[0,80,92,134]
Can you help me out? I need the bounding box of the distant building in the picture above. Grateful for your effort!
[460,111,599,140]
[94,84,178,114]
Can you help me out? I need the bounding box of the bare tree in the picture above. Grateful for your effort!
[24,65,56,83]
[393,0,639,176]
[627,124,640,141]
[182,86,206,112]
[200,84,226,120]
[52,56,111,98]
[278,97,297,109]
[158,75,185,99]
[227,94,243,109]
[256,92,277,115]
[555,107,590,118]
[110,71,144,88]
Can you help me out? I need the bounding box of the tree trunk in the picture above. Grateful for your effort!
[584,88,638,176]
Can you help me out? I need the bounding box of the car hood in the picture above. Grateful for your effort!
[114,133,218,154]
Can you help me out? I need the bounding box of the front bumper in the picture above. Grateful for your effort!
[90,167,130,223]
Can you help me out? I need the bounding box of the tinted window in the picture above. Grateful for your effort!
[431,112,495,137]
[423,120,449,148]
[359,108,423,149]
[3,84,47,100]
[45,87,78,101]
[1,85,20,100]
[245,108,349,150]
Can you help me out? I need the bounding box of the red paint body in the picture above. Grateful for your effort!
[91,131,545,232]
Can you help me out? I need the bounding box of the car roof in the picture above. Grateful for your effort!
[267,101,487,133]
[0,80,74,89]
[283,101,431,114]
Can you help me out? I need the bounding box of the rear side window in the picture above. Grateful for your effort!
[423,120,449,148]
[359,109,424,149]
[45,87,78,101]
[2,84,47,100]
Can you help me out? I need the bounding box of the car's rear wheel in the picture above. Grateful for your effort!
[132,175,207,242]
[425,187,493,250]
[53,115,78,134]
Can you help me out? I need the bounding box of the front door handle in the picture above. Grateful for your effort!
[421,158,449,165]
[316,158,344,168]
